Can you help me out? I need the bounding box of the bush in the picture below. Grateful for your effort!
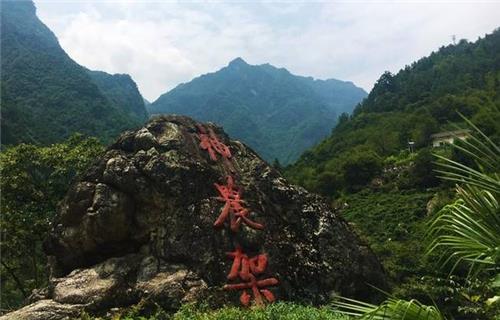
[410,149,440,188]
[341,150,382,192]
[316,171,342,197]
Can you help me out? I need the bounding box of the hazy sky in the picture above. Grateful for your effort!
[34,0,500,101]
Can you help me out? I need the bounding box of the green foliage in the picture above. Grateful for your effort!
[428,120,500,276]
[286,28,500,192]
[394,276,500,319]
[340,150,382,192]
[173,303,348,320]
[0,135,104,309]
[332,122,500,320]
[284,33,500,319]
[148,58,367,164]
[73,302,348,320]
[0,1,146,147]
[339,189,436,282]
[87,70,148,122]
[333,296,444,320]
[409,149,440,188]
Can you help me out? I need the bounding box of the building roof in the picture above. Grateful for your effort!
[430,129,471,139]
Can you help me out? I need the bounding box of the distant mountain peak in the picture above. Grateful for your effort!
[228,57,248,67]
[149,59,367,164]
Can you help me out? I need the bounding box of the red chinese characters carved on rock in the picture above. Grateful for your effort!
[194,123,278,307]
[196,124,231,161]
[224,247,279,307]
[214,175,264,232]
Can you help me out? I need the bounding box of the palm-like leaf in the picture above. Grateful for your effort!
[427,118,500,276]
[332,296,444,320]
[433,117,499,194]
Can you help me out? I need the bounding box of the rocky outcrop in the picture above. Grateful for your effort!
[1,115,385,319]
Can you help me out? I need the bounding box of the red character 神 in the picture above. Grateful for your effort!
[213,176,264,232]
[196,124,231,161]
[224,246,278,307]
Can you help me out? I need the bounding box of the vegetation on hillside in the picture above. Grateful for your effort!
[87,70,148,122]
[149,57,367,164]
[0,1,147,146]
[287,29,500,193]
[333,121,500,319]
[0,135,104,310]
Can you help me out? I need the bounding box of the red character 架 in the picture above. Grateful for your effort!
[224,247,278,307]
[213,176,264,232]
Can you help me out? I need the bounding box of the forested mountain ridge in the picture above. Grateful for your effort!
[0,0,147,146]
[287,28,500,192]
[149,57,367,164]
[87,70,148,122]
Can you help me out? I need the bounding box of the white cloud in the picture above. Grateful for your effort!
[34,1,500,101]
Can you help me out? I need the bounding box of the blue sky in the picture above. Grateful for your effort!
[34,0,500,101]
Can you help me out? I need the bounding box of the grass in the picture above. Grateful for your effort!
[77,302,349,320]
[173,303,349,320]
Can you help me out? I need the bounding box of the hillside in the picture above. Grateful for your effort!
[286,29,500,192]
[0,0,147,146]
[87,70,148,122]
[149,58,367,164]
[282,28,500,319]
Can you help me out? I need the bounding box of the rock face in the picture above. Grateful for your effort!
[1,115,385,319]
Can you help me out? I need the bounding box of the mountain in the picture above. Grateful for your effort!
[0,0,147,146]
[87,70,148,122]
[148,58,367,164]
[286,28,500,193]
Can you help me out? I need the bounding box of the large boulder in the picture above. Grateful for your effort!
[1,115,386,319]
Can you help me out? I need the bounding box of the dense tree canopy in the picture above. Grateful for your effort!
[0,135,104,309]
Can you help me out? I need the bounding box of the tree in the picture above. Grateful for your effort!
[410,149,440,188]
[337,112,350,127]
[341,150,382,192]
[316,171,342,197]
[0,135,104,309]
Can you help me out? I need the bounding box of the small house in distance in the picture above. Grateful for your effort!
[431,129,471,147]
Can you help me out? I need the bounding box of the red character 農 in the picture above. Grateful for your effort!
[214,176,264,232]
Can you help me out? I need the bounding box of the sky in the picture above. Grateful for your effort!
[34,0,500,101]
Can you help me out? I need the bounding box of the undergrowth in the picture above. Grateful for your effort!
[77,302,349,320]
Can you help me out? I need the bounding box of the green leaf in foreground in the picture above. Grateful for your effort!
[332,296,444,320]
